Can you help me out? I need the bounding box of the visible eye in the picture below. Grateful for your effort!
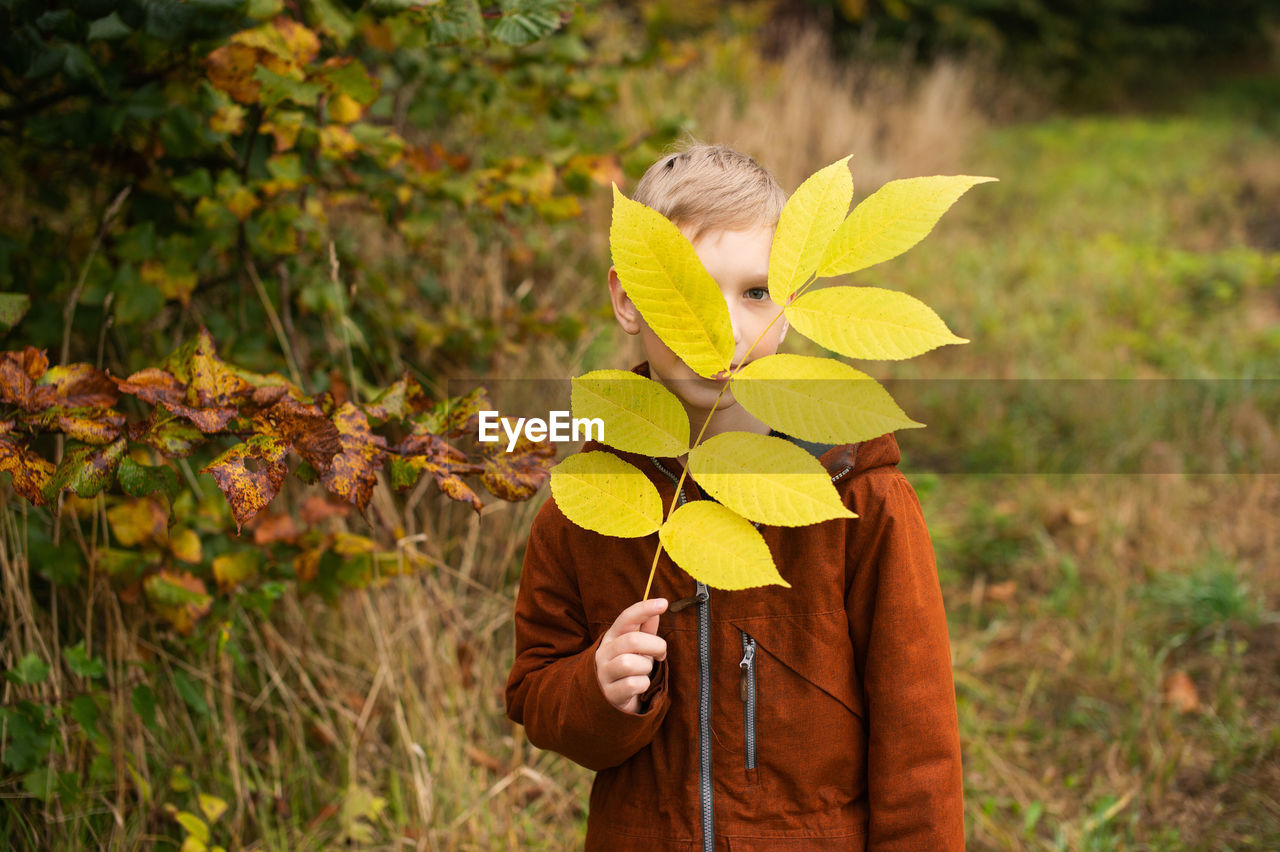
[745,287,769,301]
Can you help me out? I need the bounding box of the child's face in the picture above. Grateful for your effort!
[609,224,789,421]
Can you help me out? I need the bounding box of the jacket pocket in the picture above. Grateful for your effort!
[728,610,868,813]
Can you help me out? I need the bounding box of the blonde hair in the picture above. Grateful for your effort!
[631,142,786,243]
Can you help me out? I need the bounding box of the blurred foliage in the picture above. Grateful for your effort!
[769,0,1280,104]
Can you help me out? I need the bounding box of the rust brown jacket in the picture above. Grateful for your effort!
[505,363,964,851]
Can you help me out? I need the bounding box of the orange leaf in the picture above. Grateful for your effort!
[0,436,54,505]
[319,403,386,511]
[250,511,300,545]
[205,43,262,105]
[200,434,291,533]
[0,346,50,411]
[300,494,350,524]
[482,435,555,501]
[1163,670,1201,714]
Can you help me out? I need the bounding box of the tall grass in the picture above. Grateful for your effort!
[4,20,1278,851]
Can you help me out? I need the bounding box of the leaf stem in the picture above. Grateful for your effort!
[640,295,796,600]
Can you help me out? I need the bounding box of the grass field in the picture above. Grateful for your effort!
[3,23,1277,851]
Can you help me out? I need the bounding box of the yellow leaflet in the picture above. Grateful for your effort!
[550,451,663,538]
[659,501,790,590]
[199,793,228,824]
[768,156,853,306]
[609,185,734,378]
[688,432,856,527]
[817,175,997,279]
[786,286,968,360]
[175,811,210,844]
[571,369,690,458]
[730,354,923,444]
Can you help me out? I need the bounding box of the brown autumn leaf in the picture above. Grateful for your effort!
[251,511,300,545]
[392,427,485,511]
[200,434,291,533]
[183,329,252,410]
[205,43,262,105]
[0,346,50,411]
[37,363,120,408]
[253,392,341,475]
[984,580,1018,604]
[1163,670,1201,714]
[117,366,238,434]
[482,434,555,501]
[363,372,432,424]
[22,406,128,444]
[0,436,55,505]
[319,403,386,510]
[299,494,350,524]
[131,413,207,458]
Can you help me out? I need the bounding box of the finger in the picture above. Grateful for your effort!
[604,598,668,641]
[605,653,660,680]
[612,631,667,661]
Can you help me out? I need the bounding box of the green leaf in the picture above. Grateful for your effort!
[116,457,181,501]
[63,641,106,679]
[817,175,997,278]
[252,65,324,109]
[131,683,158,731]
[87,11,133,40]
[172,669,209,717]
[317,57,378,105]
[70,694,102,740]
[687,432,856,527]
[659,501,789,590]
[0,293,30,331]
[549,451,663,538]
[570,369,689,457]
[171,169,213,199]
[609,185,734,378]
[491,0,567,46]
[730,354,922,444]
[43,438,128,501]
[785,285,968,360]
[768,155,852,305]
[6,653,50,686]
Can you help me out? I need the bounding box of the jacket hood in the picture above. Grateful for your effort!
[577,360,903,480]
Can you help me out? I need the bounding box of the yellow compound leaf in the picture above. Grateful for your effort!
[817,175,997,278]
[658,501,789,590]
[730,354,923,445]
[571,369,689,458]
[786,286,968,360]
[609,185,733,378]
[687,432,855,527]
[549,451,663,538]
[768,156,853,306]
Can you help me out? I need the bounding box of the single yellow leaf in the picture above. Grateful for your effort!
[175,811,210,844]
[730,353,923,444]
[329,92,363,124]
[786,285,968,360]
[170,528,203,564]
[817,175,997,279]
[550,451,663,538]
[180,836,208,852]
[212,551,258,593]
[571,369,689,457]
[768,156,853,305]
[198,793,228,824]
[659,501,789,590]
[609,185,734,378]
[687,432,856,527]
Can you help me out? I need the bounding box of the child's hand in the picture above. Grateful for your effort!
[595,598,669,715]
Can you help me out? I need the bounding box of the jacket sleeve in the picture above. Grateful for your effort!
[504,497,671,772]
[846,470,965,851]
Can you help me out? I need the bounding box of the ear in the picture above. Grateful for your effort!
[609,266,643,335]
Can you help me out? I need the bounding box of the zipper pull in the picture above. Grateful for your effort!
[739,638,755,701]
[668,589,709,613]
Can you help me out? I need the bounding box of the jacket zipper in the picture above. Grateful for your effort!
[739,631,757,771]
[650,455,853,852]
[650,456,714,852]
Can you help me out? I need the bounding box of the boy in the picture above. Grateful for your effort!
[505,145,965,850]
